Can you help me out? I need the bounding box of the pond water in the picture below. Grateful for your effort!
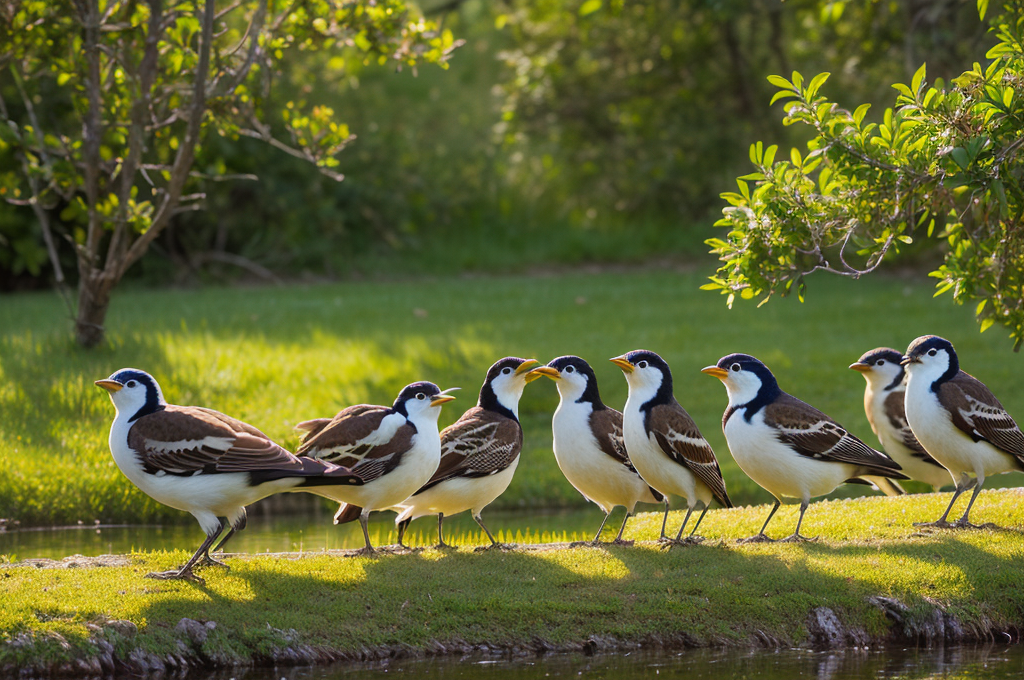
[200,645,1024,679]
[0,507,609,559]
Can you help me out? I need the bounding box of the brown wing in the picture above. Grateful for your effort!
[295,405,415,484]
[764,394,907,477]
[939,373,1024,460]
[128,405,303,475]
[415,407,522,494]
[295,418,334,443]
[882,391,943,467]
[650,402,732,508]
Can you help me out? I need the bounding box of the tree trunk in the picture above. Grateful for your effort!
[74,273,113,348]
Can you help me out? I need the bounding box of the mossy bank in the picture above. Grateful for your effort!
[3,489,1024,676]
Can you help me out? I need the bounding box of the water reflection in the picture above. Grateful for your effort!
[0,507,605,560]
[196,645,1024,680]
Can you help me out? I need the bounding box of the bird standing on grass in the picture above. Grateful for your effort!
[96,369,362,582]
[902,335,1024,529]
[611,350,732,545]
[850,347,950,491]
[394,357,538,550]
[295,382,457,554]
[530,356,664,545]
[702,354,907,542]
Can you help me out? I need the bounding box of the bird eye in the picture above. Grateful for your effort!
[565,366,575,374]
[637,361,648,369]
[928,349,937,356]
[502,367,513,375]
[730,363,740,372]
[876,360,885,366]
[416,393,426,400]
[126,380,137,388]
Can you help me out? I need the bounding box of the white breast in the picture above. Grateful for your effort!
[868,389,952,490]
[904,376,1015,482]
[551,401,657,514]
[723,409,854,503]
[621,397,709,507]
[396,456,519,521]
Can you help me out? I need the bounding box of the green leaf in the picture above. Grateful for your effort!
[911,63,927,95]
[981,317,995,333]
[950,147,970,170]
[766,74,792,90]
[978,0,989,19]
[977,300,988,315]
[578,0,602,16]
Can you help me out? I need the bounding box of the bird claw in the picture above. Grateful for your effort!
[953,520,999,530]
[145,569,204,584]
[779,533,817,543]
[569,540,597,548]
[912,520,955,529]
[433,542,456,551]
[196,555,230,569]
[738,533,776,544]
[656,536,675,545]
[351,547,378,557]
[474,542,515,552]
[609,539,635,547]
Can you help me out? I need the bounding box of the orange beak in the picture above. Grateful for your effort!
[849,362,871,373]
[701,366,729,379]
[95,379,123,392]
[609,356,633,373]
[526,366,561,383]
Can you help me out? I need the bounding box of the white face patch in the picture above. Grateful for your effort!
[554,369,588,403]
[905,348,951,384]
[623,365,663,406]
[490,370,528,418]
[721,369,763,407]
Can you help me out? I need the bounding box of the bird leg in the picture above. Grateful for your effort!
[434,513,454,550]
[146,530,222,583]
[396,518,413,549]
[351,510,377,556]
[681,505,709,545]
[914,476,976,529]
[573,512,611,547]
[196,519,235,568]
[668,507,695,548]
[473,512,514,551]
[780,500,816,542]
[953,478,999,529]
[657,498,673,544]
[610,511,634,546]
[739,499,781,544]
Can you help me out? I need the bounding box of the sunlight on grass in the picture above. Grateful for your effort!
[2,269,1023,525]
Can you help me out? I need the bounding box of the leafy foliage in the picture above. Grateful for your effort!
[0,0,458,345]
[706,1,1024,348]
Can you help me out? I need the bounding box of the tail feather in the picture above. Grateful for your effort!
[295,418,333,443]
[334,503,363,525]
[250,458,364,487]
[859,475,906,496]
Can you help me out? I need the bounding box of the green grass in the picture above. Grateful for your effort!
[3,490,1024,669]
[1,266,1023,525]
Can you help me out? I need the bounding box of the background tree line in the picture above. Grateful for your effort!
[0,0,985,292]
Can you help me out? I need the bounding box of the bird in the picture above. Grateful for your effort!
[610,350,732,545]
[702,354,908,542]
[850,347,951,491]
[902,335,1024,528]
[530,355,664,545]
[95,368,362,582]
[295,381,457,554]
[393,357,538,550]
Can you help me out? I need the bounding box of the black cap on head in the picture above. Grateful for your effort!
[856,348,904,366]
[547,355,605,408]
[393,381,442,416]
[479,357,531,420]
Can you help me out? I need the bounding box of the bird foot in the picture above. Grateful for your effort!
[393,543,423,553]
[609,539,635,547]
[196,555,230,569]
[351,547,378,557]
[679,535,706,545]
[912,520,955,529]
[433,542,456,551]
[145,568,204,584]
[656,536,675,546]
[738,533,776,544]
[569,540,597,548]
[474,542,516,552]
[779,533,817,543]
[953,520,999,530]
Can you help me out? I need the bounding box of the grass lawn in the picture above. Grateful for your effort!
[2,489,1024,670]
[1,265,1022,526]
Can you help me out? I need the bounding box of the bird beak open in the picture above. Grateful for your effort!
[431,387,459,406]
[701,366,729,379]
[514,359,540,377]
[526,366,561,383]
[849,362,871,373]
[609,356,633,373]
[95,379,123,392]
[900,356,918,366]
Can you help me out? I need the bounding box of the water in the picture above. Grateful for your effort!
[199,645,1024,679]
[0,507,610,560]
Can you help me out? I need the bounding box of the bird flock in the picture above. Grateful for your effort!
[95,334,1024,582]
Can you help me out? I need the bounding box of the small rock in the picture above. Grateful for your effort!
[175,617,209,646]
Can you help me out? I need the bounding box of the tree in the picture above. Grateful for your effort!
[705,1,1024,349]
[0,0,459,347]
